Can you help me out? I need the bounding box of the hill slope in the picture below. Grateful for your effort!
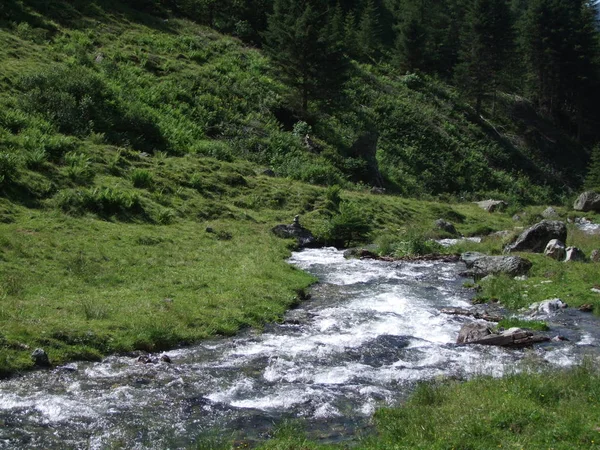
[0,0,589,205]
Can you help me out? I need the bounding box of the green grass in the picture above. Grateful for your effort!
[497,318,549,332]
[0,135,521,374]
[254,364,600,450]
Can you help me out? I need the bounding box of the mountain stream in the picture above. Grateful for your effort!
[0,247,598,448]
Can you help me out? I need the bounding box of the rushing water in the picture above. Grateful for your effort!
[0,248,598,449]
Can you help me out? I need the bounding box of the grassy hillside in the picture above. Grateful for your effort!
[0,0,588,204]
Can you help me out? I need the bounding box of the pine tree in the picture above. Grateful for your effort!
[344,10,359,58]
[330,2,346,46]
[356,0,381,61]
[396,14,427,72]
[520,0,600,136]
[263,0,348,115]
[455,0,513,115]
[585,145,600,191]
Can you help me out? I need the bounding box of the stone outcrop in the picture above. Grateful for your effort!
[590,249,600,262]
[31,348,51,367]
[541,207,559,219]
[441,307,503,322]
[457,322,493,344]
[460,252,486,266]
[474,199,507,213]
[573,191,600,212]
[505,220,567,253]
[348,132,384,188]
[544,239,566,261]
[528,298,568,316]
[456,324,549,348]
[564,247,586,262]
[435,219,459,236]
[271,216,319,248]
[461,254,532,278]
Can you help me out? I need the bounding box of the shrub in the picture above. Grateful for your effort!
[130,168,154,189]
[25,148,48,170]
[0,153,19,186]
[56,187,143,219]
[393,229,443,257]
[318,201,371,247]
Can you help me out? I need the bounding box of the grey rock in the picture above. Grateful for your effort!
[573,191,600,212]
[466,255,532,278]
[528,298,568,316]
[505,220,567,253]
[564,247,586,262]
[541,207,559,219]
[348,132,384,188]
[591,249,600,262]
[460,326,550,348]
[160,354,172,364]
[474,199,508,213]
[343,245,378,259]
[371,187,386,195]
[489,230,512,240]
[261,168,276,177]
[460,252,487,268]
[31,348,51,367]
[457,322,493,344]
[272,222,318,248]
[512,214,522,222]
[544,239,566,261]
[435,219,458,236]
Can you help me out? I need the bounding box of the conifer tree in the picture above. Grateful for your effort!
[356,0,382,61]
[520,0,599,136]
[396,14,427,72]
[585,145,600,191]
[455,0,513,114]
[344,10,359,57]
[263,0,348,115]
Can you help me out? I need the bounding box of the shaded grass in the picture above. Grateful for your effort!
[365,363,600,450]
[255,363,600,450]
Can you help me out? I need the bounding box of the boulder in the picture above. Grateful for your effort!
[344,244,378,259]
[464,255,532,278]
[505,220,567,253]
[441,308,503,322]
[579,304,594,313]
[573,191,600,212]
[435,219,458,236]
[457,322,493,344]
[460,252,486,268]
[261,168,276,177]
[459,326,550,348]
[544,239,566,261]
[348,132,384,188]
[474,199,508,213]
[591,249,600,262]
[564,247,586,262]
[31,348,51,367]
[541,207,559,219]
[528,298,568,316]
[271,220,318,248]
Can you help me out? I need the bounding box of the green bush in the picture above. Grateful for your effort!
[0,153,19,187]
[393,229,443,257]
[318,200,371,247]
[56,186,144,219]
[130,168,154,189]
